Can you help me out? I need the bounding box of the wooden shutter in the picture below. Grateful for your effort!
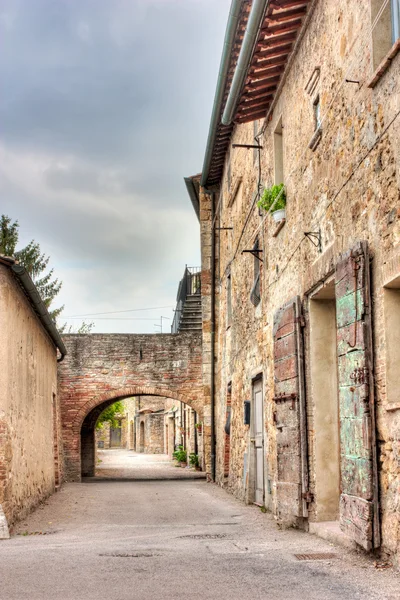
[335,241,380,550]
[273,296,308,522]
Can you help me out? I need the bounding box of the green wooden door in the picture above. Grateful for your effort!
[335,241,380,550]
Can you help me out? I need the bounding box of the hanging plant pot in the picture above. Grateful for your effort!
[272,208,286,223]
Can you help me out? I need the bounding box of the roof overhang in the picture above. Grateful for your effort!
[202,0,314,187]
[184,174,201,221]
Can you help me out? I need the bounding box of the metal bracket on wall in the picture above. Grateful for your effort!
[232,143,263,150]
[304,229,322,252]
[242,249,263,262]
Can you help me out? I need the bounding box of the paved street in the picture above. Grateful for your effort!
[95,448,206,480]
[0,452,398,600]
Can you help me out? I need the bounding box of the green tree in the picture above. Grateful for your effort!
[0,215,64,321]
[96,401,124,430]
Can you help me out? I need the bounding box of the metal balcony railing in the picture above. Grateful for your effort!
[171,266,201,333]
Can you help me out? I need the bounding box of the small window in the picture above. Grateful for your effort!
[250,239,261,307]
[227,272,232,327]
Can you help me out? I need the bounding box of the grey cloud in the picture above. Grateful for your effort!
[0,0,230,333]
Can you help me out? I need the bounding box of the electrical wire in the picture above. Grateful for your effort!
[62,305,174,318]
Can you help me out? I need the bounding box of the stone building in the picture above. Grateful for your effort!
[94,395,203,464]
[187,0,400,565]
[0,256,66,534]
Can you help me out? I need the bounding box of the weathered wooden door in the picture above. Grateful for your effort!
[253,378,264,506]
[335,241,380,550]
[273,296,308,523]
[110,427,121,448]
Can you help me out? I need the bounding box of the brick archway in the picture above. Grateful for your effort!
[58,333,206,481]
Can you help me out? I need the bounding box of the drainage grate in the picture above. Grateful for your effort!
[294,553,338,561]
[99,552,160,558]
[179,533,227,540]
[17,530,59,536]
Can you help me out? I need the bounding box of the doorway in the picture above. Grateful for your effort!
[309,280,340,521]
[139,421,145,453]
[252,377,264,506]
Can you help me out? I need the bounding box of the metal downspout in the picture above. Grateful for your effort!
[222,0,269,126]
[210,191,216,481]
[201,0,242,187]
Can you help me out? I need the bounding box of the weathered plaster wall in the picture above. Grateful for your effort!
[0,266,59,526]
[209,0,400,563]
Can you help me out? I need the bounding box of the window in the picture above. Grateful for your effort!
[250,238,261,307]
[226,272,232,327]
[371,0,400,69]
[274,117,283,185]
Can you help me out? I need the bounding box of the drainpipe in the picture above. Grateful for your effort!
[222,0,269,126]
[201,0,242,187]
[208,190,216,482]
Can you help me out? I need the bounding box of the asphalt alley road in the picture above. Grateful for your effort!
[0,459,399,599]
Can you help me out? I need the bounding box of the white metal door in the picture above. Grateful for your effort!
[253,379,264,506]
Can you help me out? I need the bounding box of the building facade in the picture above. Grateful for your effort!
[188,0,400,564]
[0,256,66,533]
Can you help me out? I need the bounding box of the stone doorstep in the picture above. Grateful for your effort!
[0,504,10,540]
[309,520,357,551]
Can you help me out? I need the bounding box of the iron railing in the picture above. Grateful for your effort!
[171,266,201,333]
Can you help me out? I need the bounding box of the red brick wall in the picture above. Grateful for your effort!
[58,332,204,480]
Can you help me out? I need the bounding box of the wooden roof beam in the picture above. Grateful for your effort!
[255,42,293,59]
[270,0,309,9]
[247,65,285,81]
[239,95,273,112]
[261,19,303,35]
[236,108,269,124]
[251,56,289,71]
[266,6,307,22]
[257,31,297,49]
[243,85,277,99]
[245,75,282,91]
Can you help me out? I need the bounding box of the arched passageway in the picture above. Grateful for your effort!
[79,392,204,479]
[58,333,208,481]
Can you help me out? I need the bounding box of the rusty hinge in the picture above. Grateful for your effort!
[295,315,305,327]
[302,491,314,503]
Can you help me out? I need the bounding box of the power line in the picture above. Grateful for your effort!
[63,317,160,321]
[62,305,174,318]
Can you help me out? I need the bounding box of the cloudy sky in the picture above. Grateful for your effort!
[0,0,230,332]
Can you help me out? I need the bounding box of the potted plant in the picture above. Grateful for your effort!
[189,453,201,471]
[195,422,202,434]
[257,183,286,222]
[173,445,187,467]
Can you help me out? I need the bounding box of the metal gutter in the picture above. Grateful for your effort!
[222,0,269,126]
[200,0,243,187]
[209,191,216,481]
[0,255,67,360]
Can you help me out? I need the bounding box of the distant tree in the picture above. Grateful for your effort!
[96,401,125,430]
[62,321,95,334]
[0,215,64,321]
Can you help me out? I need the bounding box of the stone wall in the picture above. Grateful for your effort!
[205,0,400,563]
[0,265,59,526]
